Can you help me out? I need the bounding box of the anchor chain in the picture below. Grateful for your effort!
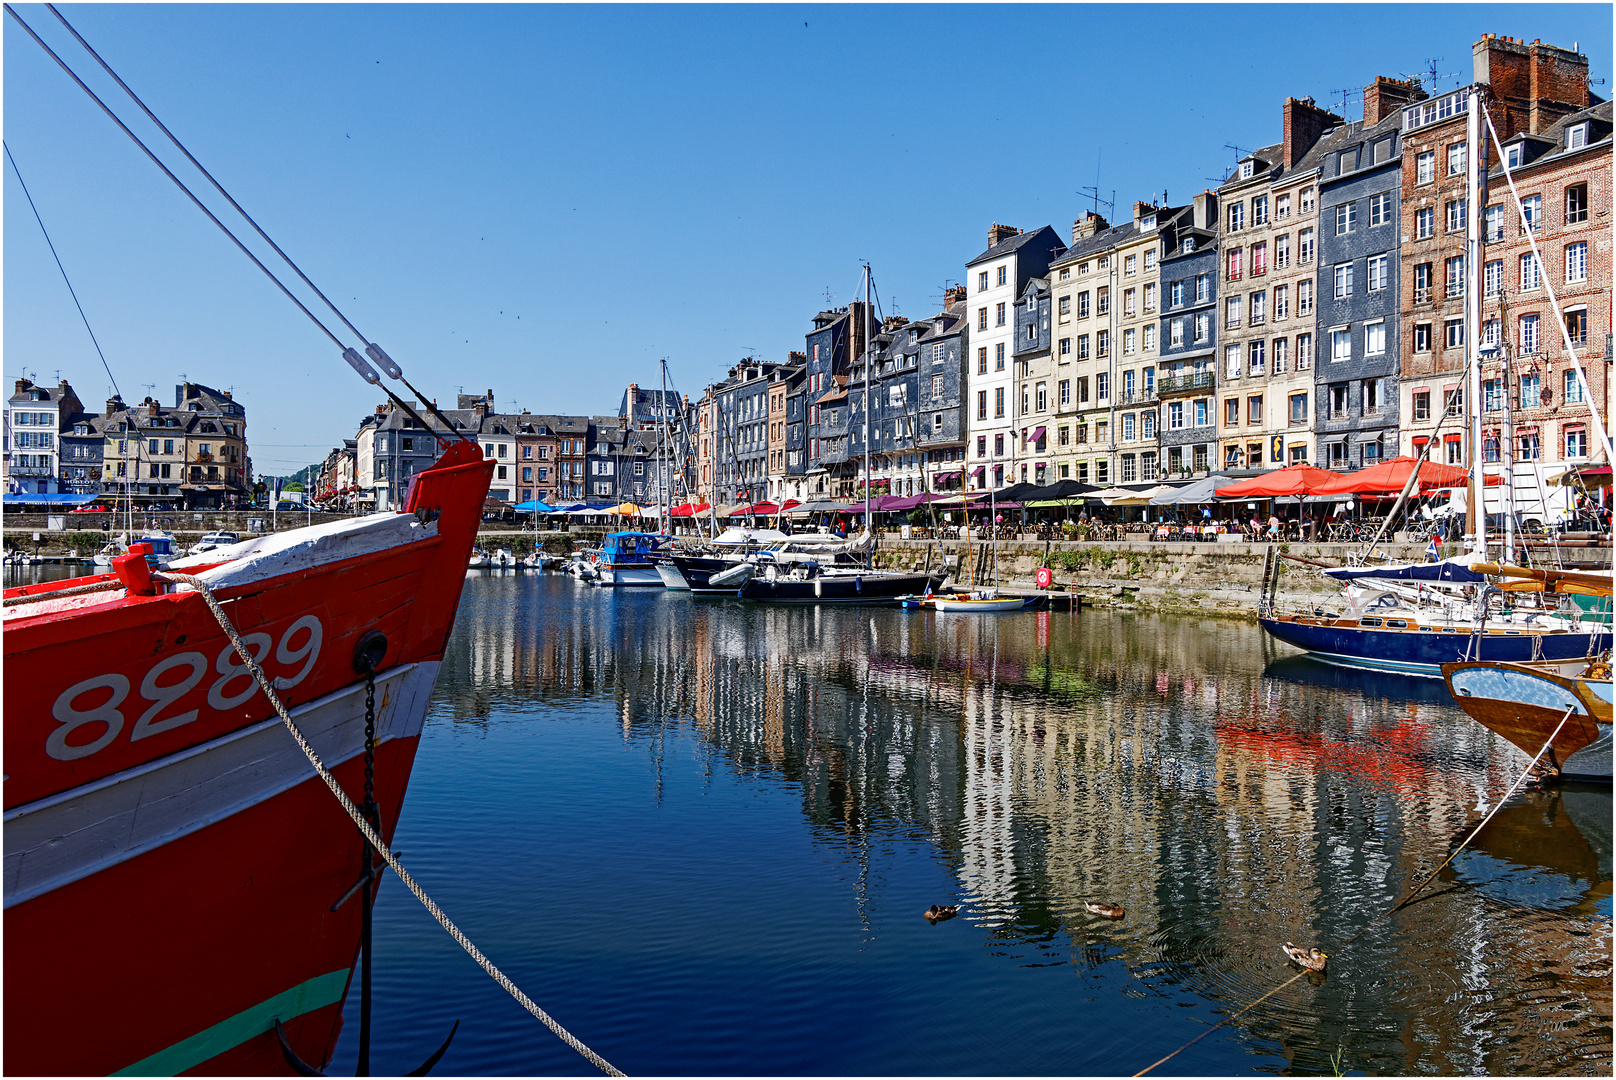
[154,571,625,1077]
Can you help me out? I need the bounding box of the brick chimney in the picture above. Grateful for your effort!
[1362,76,1426,126]
[105,395,124,415]
[1283,96,1342,167]
[1133,199,1158,222]
[1072,211,1109,243]
[1475,34,1590,138]
[473,401,488,420]
[944,285,967,307]
[987,223,1020,247]
[14,377,32,395]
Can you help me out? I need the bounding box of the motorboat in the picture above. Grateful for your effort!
[467,549,489,569]
[187,530,240,556]
[590,531,674,587]
[489,548,516,569]
[738,559,944,604]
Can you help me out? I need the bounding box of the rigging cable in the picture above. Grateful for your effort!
[4,140,120,400]
[44,2,469,444]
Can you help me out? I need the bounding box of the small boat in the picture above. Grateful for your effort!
[1442,658,1612,783]
[489,548,516,569]
[590,531,673,587]
[522,551,555,571]
[467,550,489,569]
[928,593,1029,613]
[738,561,944,604]
[187,530,240,556]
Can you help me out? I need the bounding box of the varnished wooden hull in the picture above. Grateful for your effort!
[1441,660,1612,779]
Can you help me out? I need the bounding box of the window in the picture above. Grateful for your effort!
[1414,262,1433,301]
[1484,259,1503,297]
[1297,280,1313,314]
[1077,335,1090,360]
[1096,330,1109,357]
[1170,318,1185,346]
[1484,204,1504,241]
[1482,318,1500,348]
[1330,328,1352,363]
[1226,248,1243,280]
[1566,183,1588,224]
[1095,460,1109,484]
[1141,412,1155,439]
[997,266,1007,286]
[1228,202,1244,232]
[1518,430,1541,461]
[1362,378,1386,414]
[1097,287,1110,315]
[931,374,944,401]
[993,433,1004,456]
[995,301,1006,326]
[1274,233,1290,269]
[1444,319,1464,349]
[1026,322,1038,342]
[1058,295,1070,315]
[1036,382,1047,412]
[1247,395,1263,425]
[1329,384,1349,418]
[1484,378,1504,411]
[1368,192,1391,227]
[1124,288,1137,316]
[1078,291,1091,318]
[1413,322,1431,352]
[1195,273,1211,302]
[976,390,987,420]
[1566,427,1588,459]
[1566,241,1588,283]
[1366,253,1388,292]
[1251,243,1267,276]
[1416,150,1435,183]
[1253,195,1269,225]
[1225,345,1242,378]
[1097,373,1110,399]
[1445,256,1465,297]
[1144,283,1156,312]
[1248,340,1266,376]
[1170,281,1184,308]
[1077,376,1090,403]
[978,271,989,291]
[1145,250,1157,271]
[1521,194,1541,232]
[1195,400,1209,427]
[1448,141,1466,175]
[994,387,1005,417]
[1125,254,1137,276]
[1273,284,1289,319]
[978,347,988,374]
[1413,391,1431,421]
[1520,252,1542,290]
[1181,237,1196,254]
[1250,291,1267,324]
[1565,308,1588,345]
[1445,387,1464,418]
[1365,321,1385,355]
[1122,414,1135,441]
[1300,187,1314,213]
[978,308,988,330]
[1298,228,1313,264]
[995,343,1005,370]
[1195,312,1211,341]
[1059,379,1071,406]
[1333,263,1354,299]
[1276,193,1291,220]
[1519,313,1539,354]
[1059,336,1071,359]
[1273,337,1289,373]
[1226,296,1242,327]
[1335,202,1356,235]
[1415,207,1434,239]
[1446,199,1467,232]
[1143,325,1157,350]
[1289,392,1308,424]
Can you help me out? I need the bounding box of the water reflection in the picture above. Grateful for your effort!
[426,575,1611,1074]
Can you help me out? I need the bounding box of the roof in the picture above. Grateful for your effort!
[966,224,1065,267]
[1489,98,1612,177]
[1052,221,1137,265]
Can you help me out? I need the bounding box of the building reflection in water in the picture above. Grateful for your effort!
[434,576,1611,1075]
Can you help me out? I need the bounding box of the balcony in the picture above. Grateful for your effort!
[1156,373,1215,398]
[1118,390,1157,406]
[1413,288,1433,304]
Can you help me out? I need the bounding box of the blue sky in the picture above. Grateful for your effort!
[5,4,1609,476]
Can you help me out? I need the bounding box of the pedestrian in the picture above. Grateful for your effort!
[1268,512,1281,539]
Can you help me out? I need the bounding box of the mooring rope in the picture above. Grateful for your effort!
[2,577,124,606]
[1134,707,1575,1076]
[155,571,625,1077]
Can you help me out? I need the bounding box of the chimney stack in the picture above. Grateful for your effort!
[1193,190,1218,231]
[987,222,1020,247]
[1474,34,1590,138]
[1072,211,1109,243]
[1133,200,1156,222]
[1362,76,1426,126]
[944,284,968,307]
[1282,96,1343,167]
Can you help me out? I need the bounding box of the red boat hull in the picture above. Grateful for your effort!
[4,441,492,1074]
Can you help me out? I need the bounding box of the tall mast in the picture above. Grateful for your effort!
[1464,88,1486,557]
[863,264,873,533]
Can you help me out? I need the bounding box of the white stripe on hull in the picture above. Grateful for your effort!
[4,661,438,908]
[595,565,665,586]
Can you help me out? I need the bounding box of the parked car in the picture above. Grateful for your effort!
[69,503,110,514]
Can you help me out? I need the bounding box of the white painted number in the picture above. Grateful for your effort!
[44,616,325,761]
[47,674,131,761]
[271,616,322,690]
[208,632,273,711]
[130,652,208,742]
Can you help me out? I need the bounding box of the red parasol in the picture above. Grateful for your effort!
[1214,463,1347,498]
[1312,456,1502,495]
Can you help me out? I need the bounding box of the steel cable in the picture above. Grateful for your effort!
[155,571,625,1077]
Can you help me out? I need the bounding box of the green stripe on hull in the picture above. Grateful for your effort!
[112,968,349,1076]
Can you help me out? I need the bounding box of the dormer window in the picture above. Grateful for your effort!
[1140,215,1156,230]
[1505,144,1522,169]
[1566,123,1588,150]
[1181,237,1196,254]
[1240,161,1255,179]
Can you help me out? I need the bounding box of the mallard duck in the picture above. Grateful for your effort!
[1085,901,1125,919]
[1281,943,1328,972]
[924,904,959,922]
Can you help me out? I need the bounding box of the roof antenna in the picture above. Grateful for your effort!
[1328,87,1363,122]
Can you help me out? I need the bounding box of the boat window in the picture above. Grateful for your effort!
[1385,619,1408,628]
[1359,617,1383,627]
[1441,627,1457,633]
[1504,630,1522,635]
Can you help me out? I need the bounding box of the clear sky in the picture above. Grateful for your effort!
[5,3,1609,477]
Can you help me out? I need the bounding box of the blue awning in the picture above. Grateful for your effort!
[3,493,99,506]
[512,500,556,513]
[1323,558,1486,584]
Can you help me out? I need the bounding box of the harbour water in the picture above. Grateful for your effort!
[5,562,1606,1074]
[326,571,1610,1076]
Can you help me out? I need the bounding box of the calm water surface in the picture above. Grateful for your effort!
[320,572,1611,1076]
[17,564,1604,1075]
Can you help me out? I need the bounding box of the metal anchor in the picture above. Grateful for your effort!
[274,632,459,1076]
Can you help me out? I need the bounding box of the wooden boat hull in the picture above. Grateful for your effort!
[1441,660,1612,781]
[1261,614,1609,676]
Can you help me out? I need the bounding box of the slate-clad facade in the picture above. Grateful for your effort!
[1156,194,1220,477]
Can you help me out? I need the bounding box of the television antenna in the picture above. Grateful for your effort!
[1403,58,1460,91]
[1077,185,1115,220]
[1329,87,1363,121]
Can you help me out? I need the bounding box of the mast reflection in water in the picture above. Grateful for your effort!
[332,572,1612,1076]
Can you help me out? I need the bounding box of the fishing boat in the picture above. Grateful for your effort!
[590,531,673,586]
[4,440,493,1075]
[1441,658,1612,783]
[467,549,489,569]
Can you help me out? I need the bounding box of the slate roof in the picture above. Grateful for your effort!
[966,224,1065,267]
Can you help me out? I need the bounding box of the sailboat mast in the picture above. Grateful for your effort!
[1464,89,1487,558]
[863,264,872,532]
